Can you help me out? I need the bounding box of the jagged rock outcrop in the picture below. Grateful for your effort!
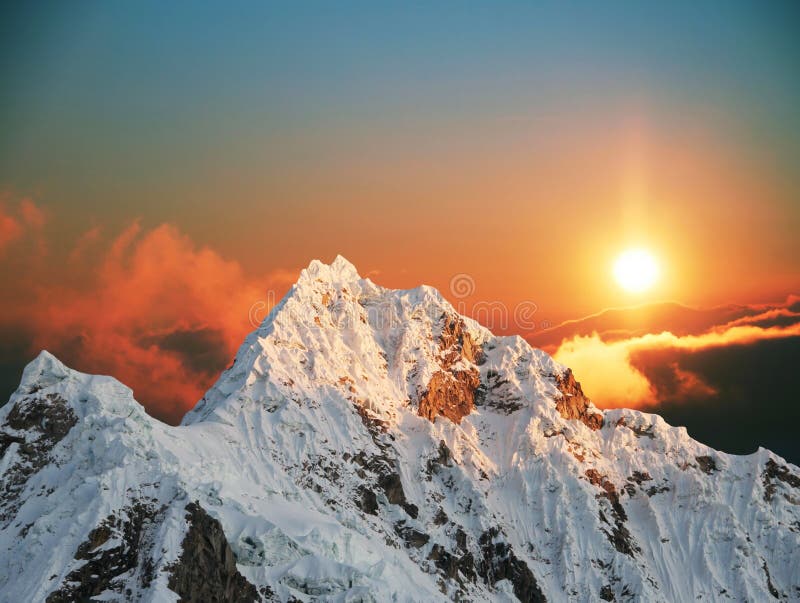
[418,368,481,424]
[167,502,261,603]
[477,528,547,603]
[762,458,800,501]
[0,393,77,526]
[585,469,639,557]
[47,501,165,602]
[553,368,604,430]
[418,317,483,424]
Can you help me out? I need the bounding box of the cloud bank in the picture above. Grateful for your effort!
[528,299,800,462]
[553,316,800,409]
[0,195,294,423]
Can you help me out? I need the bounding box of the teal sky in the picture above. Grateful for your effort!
[1,1,799,311]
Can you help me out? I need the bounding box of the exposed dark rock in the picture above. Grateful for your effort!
[426,543,478,586]
[625,472,664,497]
[628,471,652,485]
[629,424,655,439]
[354,404,389,435]
[433,507,449,526]
[600,585,615,601]
[394,522,430,548]
[427,440,452,476]
[46,500,164,602]
[0,432,24,458]
[376,470,418,518]
[646,484,670,497]
[435,439,452,466]
[477,527,546,603]
[348,404,419,518]
[355,486,379,515]
[403,502,419,519]
[378,471,405,505]
[0,394,77,526]
[762,559,783,599]
[479,370,523,414]
[167,501,259,603]
[428,543,460,580]
[695,456,718,474]
[299,454,343,498]
[586,470,627,522]
[553,370,603,431]
[454,527,467,551]
[456,551,477,583]
[621,585,634,598]
[762,458,800,502]
[585,469,639,557]
[614,417,654,439]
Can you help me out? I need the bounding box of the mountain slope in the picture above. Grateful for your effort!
[1,256,798,602]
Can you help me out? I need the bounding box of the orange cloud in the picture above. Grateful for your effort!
[528,301,777,352]
[68,225,103,264]
[19,198,46,229]
[0,210,296,424]
[0,195,46,254]
[0,209,22,253]
[717,305,800,330]
[553,317,800,409]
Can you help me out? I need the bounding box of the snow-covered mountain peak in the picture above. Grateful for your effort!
[3,259,800,602]
[18,350,69,391]
[298,254,362,288]
[185,256,500,427]
[12,349,150,426]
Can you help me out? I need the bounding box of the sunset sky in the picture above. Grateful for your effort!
[1,3,799,461]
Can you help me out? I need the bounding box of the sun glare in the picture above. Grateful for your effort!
[613,248,659,293]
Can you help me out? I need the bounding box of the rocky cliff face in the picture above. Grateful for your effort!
[553,369,604,430]
[418,318,482,424]
[1,256,799,602]
[167,502,262,602]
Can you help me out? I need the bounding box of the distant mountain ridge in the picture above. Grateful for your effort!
[1,256,798,602]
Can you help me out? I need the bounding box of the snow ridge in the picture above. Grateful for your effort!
[1,256,799,602]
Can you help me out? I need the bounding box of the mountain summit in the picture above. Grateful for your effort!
[1,257,798,602]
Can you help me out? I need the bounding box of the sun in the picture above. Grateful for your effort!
[613,248,659,293]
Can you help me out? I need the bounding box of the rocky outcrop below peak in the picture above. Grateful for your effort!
[418,369,481,425]
[167,502,261,602]
[553,369,604,430]
[439,316,484,366]
[0,393,77,526]
[46,500,165,602]
[762,458,800,502]
[419,317,483,424]
[585,469,639,558]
